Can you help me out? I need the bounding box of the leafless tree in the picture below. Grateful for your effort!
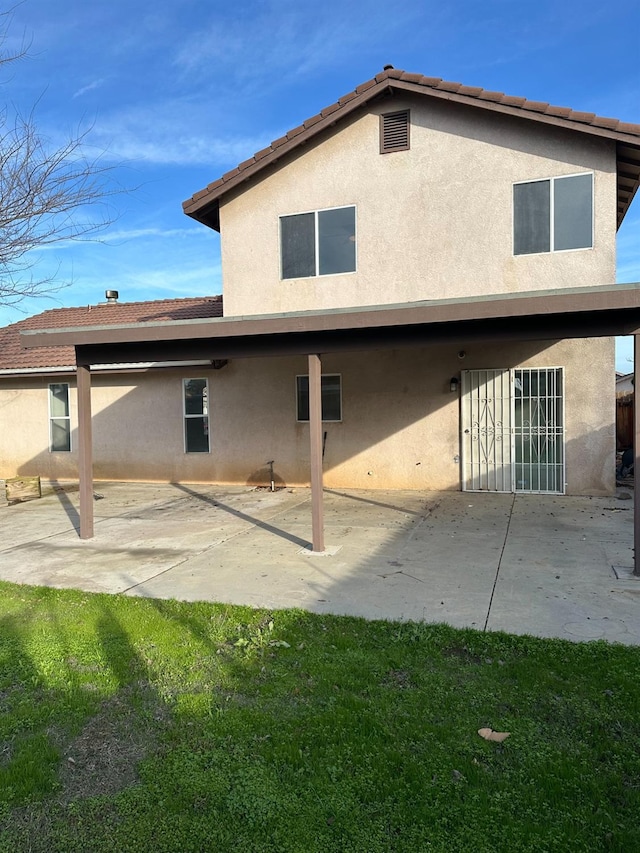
[0,9,118,306]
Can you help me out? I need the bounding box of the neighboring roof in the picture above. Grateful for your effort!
[183,67,640,231]
[21,283,640,365]
[0,296,222,373]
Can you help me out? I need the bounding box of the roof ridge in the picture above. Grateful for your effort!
[2,294,223,325]
[183,66,640,231]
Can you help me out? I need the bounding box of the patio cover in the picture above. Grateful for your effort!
[21,283,640,570]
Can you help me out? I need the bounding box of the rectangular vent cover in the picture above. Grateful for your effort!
[380,110,410,153]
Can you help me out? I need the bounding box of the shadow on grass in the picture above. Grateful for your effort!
[1,583,640,853]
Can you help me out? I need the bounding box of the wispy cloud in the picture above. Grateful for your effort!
[73,78,105,98]
[88,102,274,167]
[172,1,423,87]
[33,225,208,251]
[101,226,206,243]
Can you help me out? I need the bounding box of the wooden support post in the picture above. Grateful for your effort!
[77,361,94,540]
[308,353,325,552]
[634,335,639,575]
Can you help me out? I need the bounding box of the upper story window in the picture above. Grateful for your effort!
[280,206,356,279]
[296,374,342,422]
[513,173,593,256]
[183,378,210,453]
[380,110,410,153]
[49,383,71,452]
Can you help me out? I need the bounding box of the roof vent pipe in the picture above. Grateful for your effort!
[105,290,119,303]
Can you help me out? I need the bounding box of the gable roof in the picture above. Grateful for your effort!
[183,66,640,232]
[0,295,223,374]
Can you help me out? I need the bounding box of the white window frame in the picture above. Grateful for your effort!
[280,205,357,280]
[183,377,210,453]
[513,172,594,256]
[295,373,343,423]
[48,382,71,453]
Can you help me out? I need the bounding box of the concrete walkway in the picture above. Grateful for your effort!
[1,481,638,645]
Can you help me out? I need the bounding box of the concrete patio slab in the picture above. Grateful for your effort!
[0,481,638,644]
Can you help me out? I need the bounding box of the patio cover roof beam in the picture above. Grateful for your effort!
[21,284,640,355]
[61,311,640,367]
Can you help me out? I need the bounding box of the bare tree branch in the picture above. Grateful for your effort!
[0,8,120,306]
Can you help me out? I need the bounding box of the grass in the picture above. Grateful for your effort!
[0,580,638,852]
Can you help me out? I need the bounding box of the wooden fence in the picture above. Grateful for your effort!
[617,394,634,450]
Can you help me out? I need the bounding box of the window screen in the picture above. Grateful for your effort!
[318,207,356,276]
[514,180,550,255]
[514,174,593,255]
[281,207,355,279]
[296,374,342,421]
[281,213,315,279]
[554,174,592,251]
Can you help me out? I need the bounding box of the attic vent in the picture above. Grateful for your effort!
[380,110,410,153]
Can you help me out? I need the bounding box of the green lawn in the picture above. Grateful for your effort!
[0,580,638,852]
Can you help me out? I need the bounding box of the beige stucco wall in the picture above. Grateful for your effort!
[0,336,615,496]
[219,95,617,317]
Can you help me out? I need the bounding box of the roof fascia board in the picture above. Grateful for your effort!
[389,80,640,146]
[0,360,216,377]
[20,284,640,350]
[0,366,76,377]
[72,311,640,366]
[183,77,640,230]
[182,80,393,223]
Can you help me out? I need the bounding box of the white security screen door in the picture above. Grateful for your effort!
[513,368,564,493]
[461,368,564,494]
[461,369,513,492]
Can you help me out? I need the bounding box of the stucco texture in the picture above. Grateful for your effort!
[0,336,614,496]
[219,95,616,318]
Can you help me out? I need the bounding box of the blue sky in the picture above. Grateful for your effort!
[1,0,639,369]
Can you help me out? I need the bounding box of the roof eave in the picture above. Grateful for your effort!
[183,76,640,232]
[0,366,76,377]
[182,78,396,231]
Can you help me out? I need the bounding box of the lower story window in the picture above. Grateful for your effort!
[184,378,210,452]
[296,374,342,422]
[49,383,71,452]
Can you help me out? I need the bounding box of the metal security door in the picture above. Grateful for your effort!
[512,368,565,493]
[461,370,513,491]
[461,368,565,493]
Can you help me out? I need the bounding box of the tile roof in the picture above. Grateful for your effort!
[0,296,223,373]
[183,66,640,231]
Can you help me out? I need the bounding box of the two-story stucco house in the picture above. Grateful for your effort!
[179,66,639,497]
[4,67,640,542]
